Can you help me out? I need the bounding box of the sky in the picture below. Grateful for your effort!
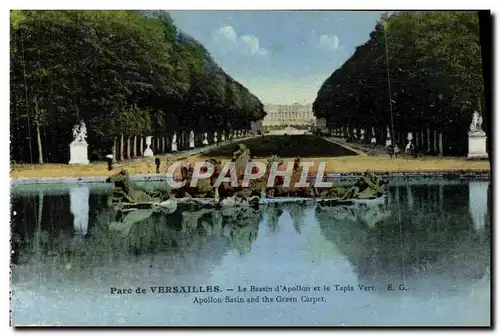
[169,10,384,105]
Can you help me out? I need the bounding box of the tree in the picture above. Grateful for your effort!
[313,11,485,154]
[10,10,266,163]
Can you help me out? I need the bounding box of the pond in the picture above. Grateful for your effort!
[10,177,491,326]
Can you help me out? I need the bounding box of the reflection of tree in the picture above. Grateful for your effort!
[16,201,264,277]
[282,202,308,234]
[316,204,370,268]
[316,202,490,291]
[221,206,260,255]
[263,204,284,233]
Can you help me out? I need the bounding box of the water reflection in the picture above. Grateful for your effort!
[316,187,490,296]
[10,178,491,326]
[70,185,90,236]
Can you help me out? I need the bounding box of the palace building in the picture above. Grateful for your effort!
[262,103,315,127]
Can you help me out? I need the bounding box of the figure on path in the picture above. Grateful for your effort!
[155,157,161,174]
[106,152,114,171]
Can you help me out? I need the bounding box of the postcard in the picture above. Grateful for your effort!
[9,9,491,327]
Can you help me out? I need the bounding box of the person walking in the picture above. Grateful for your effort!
[155,156,161,174]
[106,153,114,171]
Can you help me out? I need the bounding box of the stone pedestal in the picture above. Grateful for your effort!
[202,133,209,145]
[68,142,90,165]
[467,131,488,160]
[70,185,90,236]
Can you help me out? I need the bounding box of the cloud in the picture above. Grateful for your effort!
[255,48,268,58]
[317,34,339,51]
[211,24,268,59]
[240,35,260,55]
[215,25,237,42]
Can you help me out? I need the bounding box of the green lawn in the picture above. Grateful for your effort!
[203,135,359,158]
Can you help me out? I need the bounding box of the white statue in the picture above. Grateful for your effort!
[385,126,392,147]
[68,120,90,164]
[171,132,178,152]
[202,132,209,145]
[72,121,87,144]
[214,131,218,143]
[467,110,487,160]
[470,111,483,133]
[143,136,154,157]
[189,130,195,149]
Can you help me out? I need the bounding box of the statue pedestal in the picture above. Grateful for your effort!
[68,142,89,165]
[143,148,154,157]
[467,131,488,160]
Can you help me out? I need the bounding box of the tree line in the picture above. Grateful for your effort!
[313,11,488,155]
[10,10,266,163]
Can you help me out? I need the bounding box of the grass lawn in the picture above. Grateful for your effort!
[193,155,490,174]
[203,135,358,158]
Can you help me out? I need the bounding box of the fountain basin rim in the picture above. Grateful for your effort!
[9,170,490,186]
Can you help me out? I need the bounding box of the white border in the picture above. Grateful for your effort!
[2,1,498,335]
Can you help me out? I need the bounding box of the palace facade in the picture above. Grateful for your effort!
[262,103,315,127]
